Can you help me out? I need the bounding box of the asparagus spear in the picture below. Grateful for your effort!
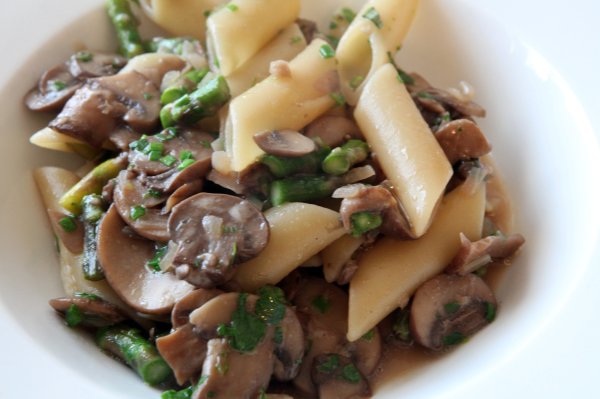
[349,211,382,237]
[160,75,231,127]
[81,194,106,281]
[160,68,210,105]
[322,139,370,175]
[260,146,330,178]
[59,155,127,215]
[270,175,339,206]
[106,0,145,58]
[96,325,172,385]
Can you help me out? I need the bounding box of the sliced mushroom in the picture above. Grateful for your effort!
[168,193,269,288]
[97,205,194,314]
[25,51,126,112]
[25,64,81,112]
[48,210,84,254]
[435,119,492,165]
[49,71,160,147]
[304,115,362,148]
[164,180,205,213]
[410,273,497,351]
[113,170,170,242]
[193,337,275,399]
[446,232,526,275]
[285,276,381,396]
[311,353,371,399]
[337,183,412,238]
[253,130,316,157]
[49,295,126,327]
[171,288,223,329]
[156,324,208,385]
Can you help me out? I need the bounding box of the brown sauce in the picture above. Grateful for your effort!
[369,154,518,393]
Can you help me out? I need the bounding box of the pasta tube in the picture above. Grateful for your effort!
[226,38,338,171]
[347,180,487,341]
[354,63,452,237]
[336,0,419,105]
[207,0,301,75]
[233,202,346,292]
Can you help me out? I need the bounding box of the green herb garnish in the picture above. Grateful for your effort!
[311,294,331,314]
[58,215,77,232]
[217,293,266,352]
[319,43,336,59]
[362,6,383,29]
[65,304,83,327]
[130,205,146,220]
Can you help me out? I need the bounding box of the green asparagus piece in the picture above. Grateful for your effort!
[106,0,145,58]
[96,325,172,385]
[81,195,107,281]
[270,175,340,206]
[160,75,231,127]
[322,139,370,175]
[350,211,382,237]
[59,156,127,215]
[160,68,209,105]
[261,146,330,178]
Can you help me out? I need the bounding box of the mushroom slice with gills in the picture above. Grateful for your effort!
[336,183,412,239]
[49,294,127,328]
[410,273,497,351]
[25,63,82,112]
[253,130,316,157]
[49,71,160,148]
[434,119,492,165]
[164,180,204,213]
[128,129,214,177]
[156,324,208,386]
[168,193,269,288]
[113,170,170,242]
[97,205,194,314]
[189,291,304,389]
[286,276,381,395]
[171,288,223,329]
[194,337,275,399]
[304,115,363,148]
[312,353,371,399]
[446,232,526,275]
[67,51,127,79]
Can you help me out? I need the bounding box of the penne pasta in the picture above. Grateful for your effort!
[354,63,452,238]
[206,0,301,76]
[233,202,346,292]
[347,180,487,341]
[225,23,307,97]
[226,38,339,172]
[140,0,225,40]
[336,0,419,105]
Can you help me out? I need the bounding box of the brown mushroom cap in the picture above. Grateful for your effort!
[49,71,160,147]
[304,115,363,148]
[410,273,497,351]
[67,51,127,79]
[434,119,492,165]
[25,64,81,112]
[49,295,126,327]
[97,205,194,314]
[156,324,208,385]
[168,193,269,288]
[311,353,371,399]
[253,130,316,157]
[112,170,170,242]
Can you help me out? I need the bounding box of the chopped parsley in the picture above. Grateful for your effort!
[341,7,356,23]
[226,3,238,12]
[147,245,167,272]
[255,286,286,325]
[349,75,364,90]
[316,354,339,373]
[161,386,194,399]
[330,92,346,106]
[65,304,83,327]
[130,205,146,220]
[75,51,94,62]
[362,6,383,29]
[444,302,461,314]
[217,293,266,352]
[329,21,339,30]
[325,34,340,47]
[144,188,163,199]
[361,329,375,341]
[319,43,336,59]
[58,215,77,232]
[50,80,67,91]
[311,294,331,314]
[443,331,466,346]
[485,301,496,322]
[341,363,361,383]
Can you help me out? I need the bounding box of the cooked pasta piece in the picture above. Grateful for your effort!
[225,38,338,172]
[206,0,301,75]
[140,0,225,40]
[336,0,419,104]
[354,63,452,238]
[347,180,486,341]
[225,23,307,96]
[233,202,346,292]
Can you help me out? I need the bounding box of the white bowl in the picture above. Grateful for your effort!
[1,0,599,398]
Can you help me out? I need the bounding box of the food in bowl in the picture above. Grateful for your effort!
[27,0,525,397]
